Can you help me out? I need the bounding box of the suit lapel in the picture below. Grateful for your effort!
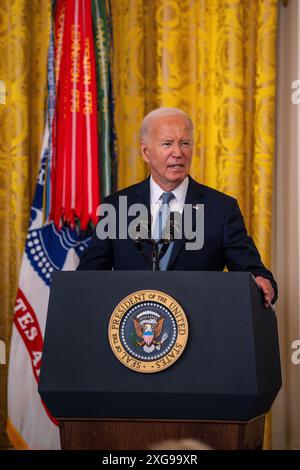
[167,176,204,269]
[132,178,153,267]
[133,177,151,210]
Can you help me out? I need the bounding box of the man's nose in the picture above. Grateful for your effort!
[171,142,183,156]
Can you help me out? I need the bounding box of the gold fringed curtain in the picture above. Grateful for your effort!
[111,0,277,448]
[0,0,50,448]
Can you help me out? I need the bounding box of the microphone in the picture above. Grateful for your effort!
[139,219,151,240]
[158,212,182,264]
[129,218,151,241]
[161,211,182,242]
[129,218,152,269]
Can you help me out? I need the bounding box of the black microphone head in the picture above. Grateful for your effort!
[162,211,182,241]
[172,211,182,238]
[139,219,151,239]
[129,218,151,241]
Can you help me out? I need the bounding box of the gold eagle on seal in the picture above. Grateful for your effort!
[133,316,165,353]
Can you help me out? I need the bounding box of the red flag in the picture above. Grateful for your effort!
[51,0,100,230]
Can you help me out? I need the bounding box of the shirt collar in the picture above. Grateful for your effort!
[150,176,189,205]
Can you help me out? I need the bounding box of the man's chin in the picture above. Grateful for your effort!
[164,175,188,189]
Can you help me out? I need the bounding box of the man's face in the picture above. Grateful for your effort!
[140,116,193,190]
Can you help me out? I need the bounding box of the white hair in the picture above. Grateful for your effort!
[140,107,193,142]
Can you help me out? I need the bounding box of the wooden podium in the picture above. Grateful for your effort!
[39,271,281,450]
[58,417,265,450]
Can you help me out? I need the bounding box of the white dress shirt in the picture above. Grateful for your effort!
[150,176,189,238]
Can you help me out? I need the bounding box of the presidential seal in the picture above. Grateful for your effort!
[108,290,188,373]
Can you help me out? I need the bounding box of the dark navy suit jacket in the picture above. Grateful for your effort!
[77,176,277,301]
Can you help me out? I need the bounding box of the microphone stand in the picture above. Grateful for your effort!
[150,213,175,270]
[133,213,176,271]
[151,235,174,271]
[134,238,152,270]
[150,240,160,271]
[135,237,164,271]
[133,219,153,270]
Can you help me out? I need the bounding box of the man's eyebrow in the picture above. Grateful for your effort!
[159,137,191,141]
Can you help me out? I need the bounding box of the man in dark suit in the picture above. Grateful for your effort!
[78,107,277,306]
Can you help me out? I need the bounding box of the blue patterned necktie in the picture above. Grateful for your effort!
[155,192,175,270]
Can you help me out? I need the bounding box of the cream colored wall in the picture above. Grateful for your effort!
[273,0,300,450]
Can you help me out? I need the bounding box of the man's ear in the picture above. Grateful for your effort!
[140,141,150,163]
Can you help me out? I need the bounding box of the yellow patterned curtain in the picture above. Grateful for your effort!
[0,0,50,448]
[111,0,277,448]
